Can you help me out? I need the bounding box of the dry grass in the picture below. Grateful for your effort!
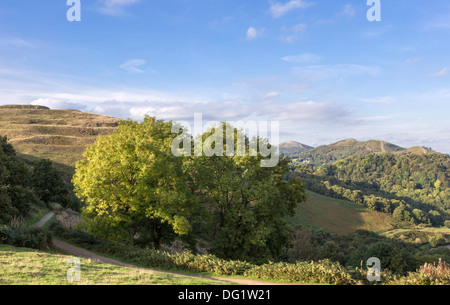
[287,190,394,235]
[0,107,121,175]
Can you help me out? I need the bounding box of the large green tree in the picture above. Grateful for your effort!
[72,117,196,248]
[184,123,306,262]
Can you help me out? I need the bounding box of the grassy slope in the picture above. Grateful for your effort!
[0,244,224,285]
[287,190,394,235]
[0,106,121,178]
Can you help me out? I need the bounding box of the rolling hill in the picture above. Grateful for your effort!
[279,141,313,156]
[0,105,122,177]
[292,138,406,167]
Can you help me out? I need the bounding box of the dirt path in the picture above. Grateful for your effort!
[35,208,290,285]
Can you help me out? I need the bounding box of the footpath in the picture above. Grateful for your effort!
[35,206,289,285]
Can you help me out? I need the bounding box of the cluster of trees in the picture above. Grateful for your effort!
[72,117,306,263]
[289,153,449,227]
[0,136,76,225]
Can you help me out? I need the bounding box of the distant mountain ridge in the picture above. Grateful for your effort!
[283,138,440,167]
[279,141,314,156]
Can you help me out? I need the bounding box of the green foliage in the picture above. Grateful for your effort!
[0,136,36,224]
[289,152,449,227]
[31,158,77,209]
[72,117,196,249]
[185,122,306,263]
[0,225,52,250]
[390,259,450,285]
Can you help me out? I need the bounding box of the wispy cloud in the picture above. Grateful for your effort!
[269,0,313,18]
[281,23,307,43]
[0,37,34,48]
[282,53,321,64]
[405,57,421,65]
[119,59,153,74]
[246,27,265,40]
[430,67,449,77]
[293,64,381,81]
[97,0,141,16]
[342,4,356,18]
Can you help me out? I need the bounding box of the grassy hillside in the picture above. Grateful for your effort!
[0,105,121,177]
[287,190,394,235]
[293,138,405,167]
[279,141,313,156]
[0,244,224,285]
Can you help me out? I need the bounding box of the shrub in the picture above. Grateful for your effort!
[244,260,354,285]
[390,259,450,285]
[0,226,52,250]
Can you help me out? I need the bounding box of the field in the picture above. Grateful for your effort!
[0,244,225,285]
[287,190,394,234]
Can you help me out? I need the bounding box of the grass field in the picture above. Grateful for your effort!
[0,244,225,285]
[287,190,394,234]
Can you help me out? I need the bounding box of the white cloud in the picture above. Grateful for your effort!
[119,59,152,74]
[270,0,313,18]
[246,27,265,40]
[342,4,356,18]
[430,68,449,77]
[293,64,381,81]
[97,0,141,16]
[263,101,349,122]
[280,23,307,43]
[405,57,421,65]
[29,98,87,111]
[282,53,321,64]
[262,92,280,100]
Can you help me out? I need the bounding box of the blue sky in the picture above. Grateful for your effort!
[0,0,449,153]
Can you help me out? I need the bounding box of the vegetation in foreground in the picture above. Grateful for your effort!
[0,244,225,285]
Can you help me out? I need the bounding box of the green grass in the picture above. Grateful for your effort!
[287,190,394,234]
[0,244,227,285]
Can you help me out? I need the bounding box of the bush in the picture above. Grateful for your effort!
[0,226,52,250]
[390,259,450,285]
[244,260,354,285]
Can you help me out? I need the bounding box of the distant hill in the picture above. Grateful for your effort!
[0,105,121,177]
[397,146,436,156]
[279,141,313,156]
[293,138,405,167]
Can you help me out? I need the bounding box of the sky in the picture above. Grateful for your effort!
[0,0,449,153]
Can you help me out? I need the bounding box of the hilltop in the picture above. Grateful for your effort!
[0,105,122,176]
[279,141,313,156]
[292,138,408,167]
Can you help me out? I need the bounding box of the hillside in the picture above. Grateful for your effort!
[292,138,406,167]
[279,141,313,156]
[0,105,121,176]
[286,190,394,235]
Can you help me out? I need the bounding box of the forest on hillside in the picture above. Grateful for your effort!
[288,153,450,227]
